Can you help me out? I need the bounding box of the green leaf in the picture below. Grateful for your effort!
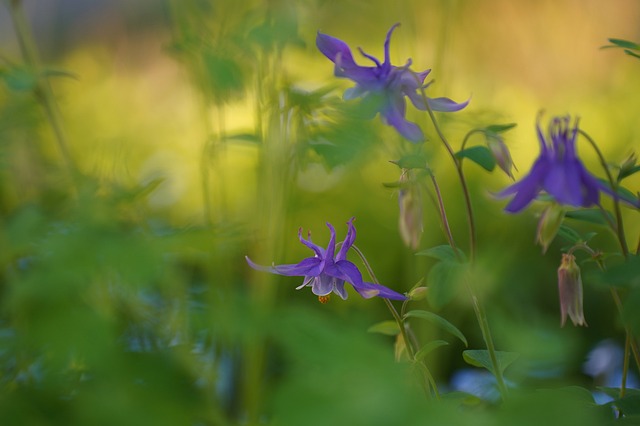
[619,165,640,181]
[414,340,449,362]
[455,146,496,172]
[367,321,400,336]
[2,66,38,91]
[592,255,640,288]
[557,224,582,244]
[484,123,517,134]
[390,154,430,170]
[462,350,519,375]
[564,209,613,225]
[224,133,261,144]
[607,38,640,50]
[41,68,79,80]
[415,245,466,262]
[404,310,468,346]
[425,261,466,309]
[626,49,640,59]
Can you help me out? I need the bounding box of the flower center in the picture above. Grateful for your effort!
[318,295,331,304]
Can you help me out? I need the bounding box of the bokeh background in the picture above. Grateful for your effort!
[1,0,639,424]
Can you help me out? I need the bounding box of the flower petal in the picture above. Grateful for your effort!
[298,228,325,258]
[382,98,424,143]
[325,260,365,288]
[311,274,334,296]
[333,281,348,300]
[246,256,323,277]
[336,217,356,261]
[356,282,408,300]
[426,96,470,112]
[316,31,357,67]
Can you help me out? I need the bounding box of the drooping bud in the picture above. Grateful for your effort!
[486,134,515,179]
[408,286,428,301]
[536,204,565,253]
[557,253,587,327]
[398,170,423,250]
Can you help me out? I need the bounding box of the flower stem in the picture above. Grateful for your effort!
[577,129,629,258]
[8,0,78,183]
[416,80,507,399]
[352,244,438,398]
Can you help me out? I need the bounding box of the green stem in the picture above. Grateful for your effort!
[352,244,438,398]
[428,173,462,261]
[577,129,629,258]
[8,1,77,181]
[423,101,477,261]
[415,77,508,400]
[571,244,640,383]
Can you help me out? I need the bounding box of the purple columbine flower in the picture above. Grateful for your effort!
[497,114,639,213]
[316,23,469,143]
[246,218,407,302]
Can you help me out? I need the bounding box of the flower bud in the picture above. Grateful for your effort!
[557,253,587,327]
[487,134,515,179]
[408,286,428,301]
[398,170,423,250]
[536,204,565,253]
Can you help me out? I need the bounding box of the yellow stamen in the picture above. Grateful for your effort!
[318,295,331,304]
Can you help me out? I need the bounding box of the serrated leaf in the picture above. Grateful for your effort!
[426,261,466,309]
[565,209,612,225]
[414,340,449,362]
[415,245,466,262]
[404,310,468,346]
[484,123,517,134]
[463,350,519,375]
[456,146,496,172]
[367,320,400,336]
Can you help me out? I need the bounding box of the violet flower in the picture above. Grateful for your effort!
[316,23,468,143]
[498,115,639,213]
[246,218,407,302]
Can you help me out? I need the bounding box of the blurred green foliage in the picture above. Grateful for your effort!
[0,0,639,424]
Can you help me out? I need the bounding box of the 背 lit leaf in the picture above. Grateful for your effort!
[415,245,466,262]
[484,123,517,134]
[404,310,468,346]
[455,146,496,172]
[593,255,640,288]
[367,320,401,336]
[414,340,449,362]
[564,209,613,225]
[390,153,430,170]
[426,261,469,310]
[556,224,583,244]
[463,350,519,375]
[605,38,640,50]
